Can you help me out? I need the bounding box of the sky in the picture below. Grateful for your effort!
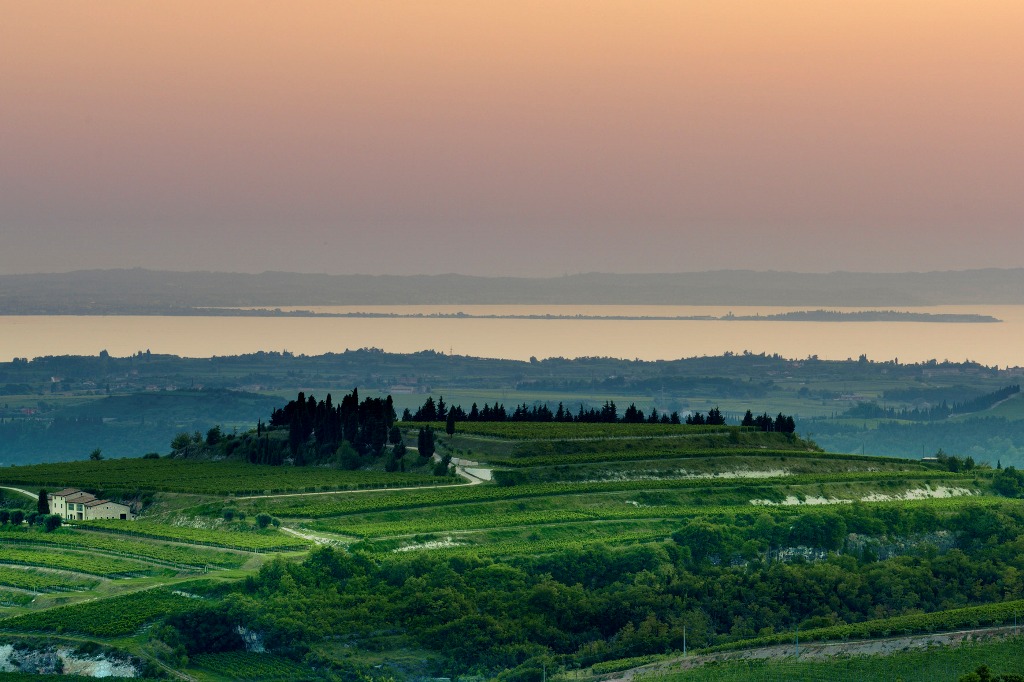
[2,1,1023,277]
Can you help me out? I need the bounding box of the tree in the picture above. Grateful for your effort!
[171,432,192,454]
[706,406,725,425]
[255,513,273,529]
[417,426,435,459]
[44,514,62,532]
[89,448,103,461]
[37,489,49,515]
[336,440,361,470]
[994,467,1024,498]
[0,510,9,525]
[206,425,222,446]
[446,410,457,437]
[11,511,24,525]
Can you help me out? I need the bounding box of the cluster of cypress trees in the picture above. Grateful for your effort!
[269,389,396,465]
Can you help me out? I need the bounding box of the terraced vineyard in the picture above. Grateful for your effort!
[0,422,1019,682]
[245,469,973,518]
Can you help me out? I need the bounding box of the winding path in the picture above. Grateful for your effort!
[234,447,490,500]
[0,485,39,501]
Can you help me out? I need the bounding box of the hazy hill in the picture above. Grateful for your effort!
[3,268,1024,312]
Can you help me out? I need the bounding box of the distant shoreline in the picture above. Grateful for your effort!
[0,308,1002,323]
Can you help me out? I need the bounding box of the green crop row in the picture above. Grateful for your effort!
[409,422,731,440]
[0,587,202,637]
[0,545,161,577]
[249,471,973,518]
[316,509,600,538]
[382,528,670,559]
[0,458,455,495]
[486,447,922,468]
[0,527,247,569]
[0,565,98,592]
[701,598,1024,655]
[80,521,310,551]
[191,651,314,680]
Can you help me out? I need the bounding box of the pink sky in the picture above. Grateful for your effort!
[2,1,1022,276]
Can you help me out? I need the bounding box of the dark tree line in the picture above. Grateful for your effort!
[405,397,686,425]
[405,395,794,431]
[740,410,796,433]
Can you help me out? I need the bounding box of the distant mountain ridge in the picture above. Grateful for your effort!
[2,268,1024,312]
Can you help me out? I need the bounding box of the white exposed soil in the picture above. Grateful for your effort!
[586,469,789,484]
[280,527,345,546]
[751,485,978,507]
[751,495,853,506]
[0,644,140,677]
[169,515,225,530]
[860,486,978,502]
[394,536,464,552]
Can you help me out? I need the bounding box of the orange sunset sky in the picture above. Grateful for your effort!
[2,1,1022,276]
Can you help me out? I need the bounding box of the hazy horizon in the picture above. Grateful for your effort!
[4,2,1023,277]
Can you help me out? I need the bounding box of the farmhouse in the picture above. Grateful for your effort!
[48,488,134,521]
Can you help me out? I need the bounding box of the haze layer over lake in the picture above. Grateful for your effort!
[3,305,1022,367]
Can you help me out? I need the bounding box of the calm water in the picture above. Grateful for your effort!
[2,305,1022,367]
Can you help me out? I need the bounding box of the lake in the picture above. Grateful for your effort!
[2,305,1023,367]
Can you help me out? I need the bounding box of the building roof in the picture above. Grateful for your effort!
[65,491,97,504]
[52,488,81,497]
[84,499,111,507]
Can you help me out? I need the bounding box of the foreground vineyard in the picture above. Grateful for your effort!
[0,422,1021,681]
